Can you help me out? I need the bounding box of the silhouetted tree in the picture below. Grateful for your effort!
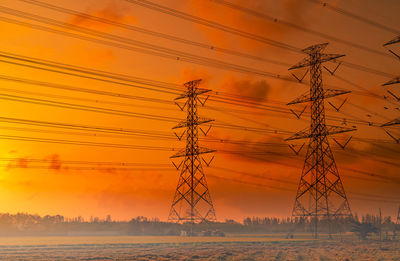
[351,222,379,240]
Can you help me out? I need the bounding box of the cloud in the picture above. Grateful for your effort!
[67,0,137,31]
[222,76,272,103]
[6,157,29,170]
[45,154,62,171]
[188,0,314,51]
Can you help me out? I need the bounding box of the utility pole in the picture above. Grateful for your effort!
[286,43,355,239]
[168,79,216,234]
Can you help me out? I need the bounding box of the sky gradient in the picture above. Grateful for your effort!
[0,0,399,221]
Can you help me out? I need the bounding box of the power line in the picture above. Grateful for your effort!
[0,92,181,122]
[308,0,400,35]
[0,157,170,167]
[0,8,296,82]
[0,116,295,148]
[2,164,174,172]
[0,74,174,105]
[211,0,391,58]
[18,0,290,68]
[2,3,393,85]
[0,50,391,127]
[208,171,400,204]
[0,134,175,151]
[0,69,392,131]
[125,0,396,77]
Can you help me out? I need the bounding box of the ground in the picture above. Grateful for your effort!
[0,234,399,260]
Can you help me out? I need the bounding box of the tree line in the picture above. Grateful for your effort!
[0,212,397,238]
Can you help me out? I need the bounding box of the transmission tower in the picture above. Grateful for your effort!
[168,79,216,227]
[397,206,400,225]
[381,36,400,132]
[286,43,356,239]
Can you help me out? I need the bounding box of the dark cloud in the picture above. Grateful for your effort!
[222,77,272,103]
[45,154,63,171]
[67,0,136,30]
[6,157,29,170]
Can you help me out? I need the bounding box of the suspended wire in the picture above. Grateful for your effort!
[1,116,398,187]
[18,0,290,68]
[0,93,181,122]
[3,157,397,203]
[1,2,394,93]
[218,166,400,201]
[208,172,294,192]
[0,74,174,105]
[125,0,396,77]
[209,170,400,203]
[0,55,180,96]
[0,116,171,136]
[210,0,392,58]
[0,49,391,128]
[0,70,393,133]
[0,4,394,122]
[0,0,396,210]
[3,122,397,163]
[1,164,174,172]
[0,92,290,134]
[0,157,171,167]
[0,123,291,148]
[0,125,175,142]
[0,116,293,148]
[0,86,179,113]
[308,0,400,35]
[0,76,295,134]
[0,134,175,151]
[0,5,394,140]
[0,8,296,82]
[223,150,400,185]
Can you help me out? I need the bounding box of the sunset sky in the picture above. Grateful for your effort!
[0,0,399,222]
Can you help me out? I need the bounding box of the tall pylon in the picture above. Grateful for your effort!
[168,79,216,225]
[286,43,356,239]
[396,206,400,225]
[381,36,400,132]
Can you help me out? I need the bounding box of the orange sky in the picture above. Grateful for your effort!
[0,0,399,221]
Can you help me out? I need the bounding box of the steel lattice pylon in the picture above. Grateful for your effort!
[168,79,216,225]
[286,43,356,238]
[381,37,400,134]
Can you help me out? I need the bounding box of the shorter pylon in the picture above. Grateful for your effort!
[168,79,216,224]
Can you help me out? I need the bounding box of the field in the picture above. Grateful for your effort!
[0,234,399,260]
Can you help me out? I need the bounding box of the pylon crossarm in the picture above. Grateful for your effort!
[387,90,400,101]
[324,89,351,99]
[289,54,345,70]
[287,89,350,105]
[389,50,400,60]
[325,125,357,136]
[302,43,329,54]
[384,35,400,46]
[170,147,216,158]
[284,125,355,140]
[287,91,310,105]
[172,117,214,129]
[382,77,400,86]
[381,118,400,127]
[285,128,310,141]
[174,88,212,100]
